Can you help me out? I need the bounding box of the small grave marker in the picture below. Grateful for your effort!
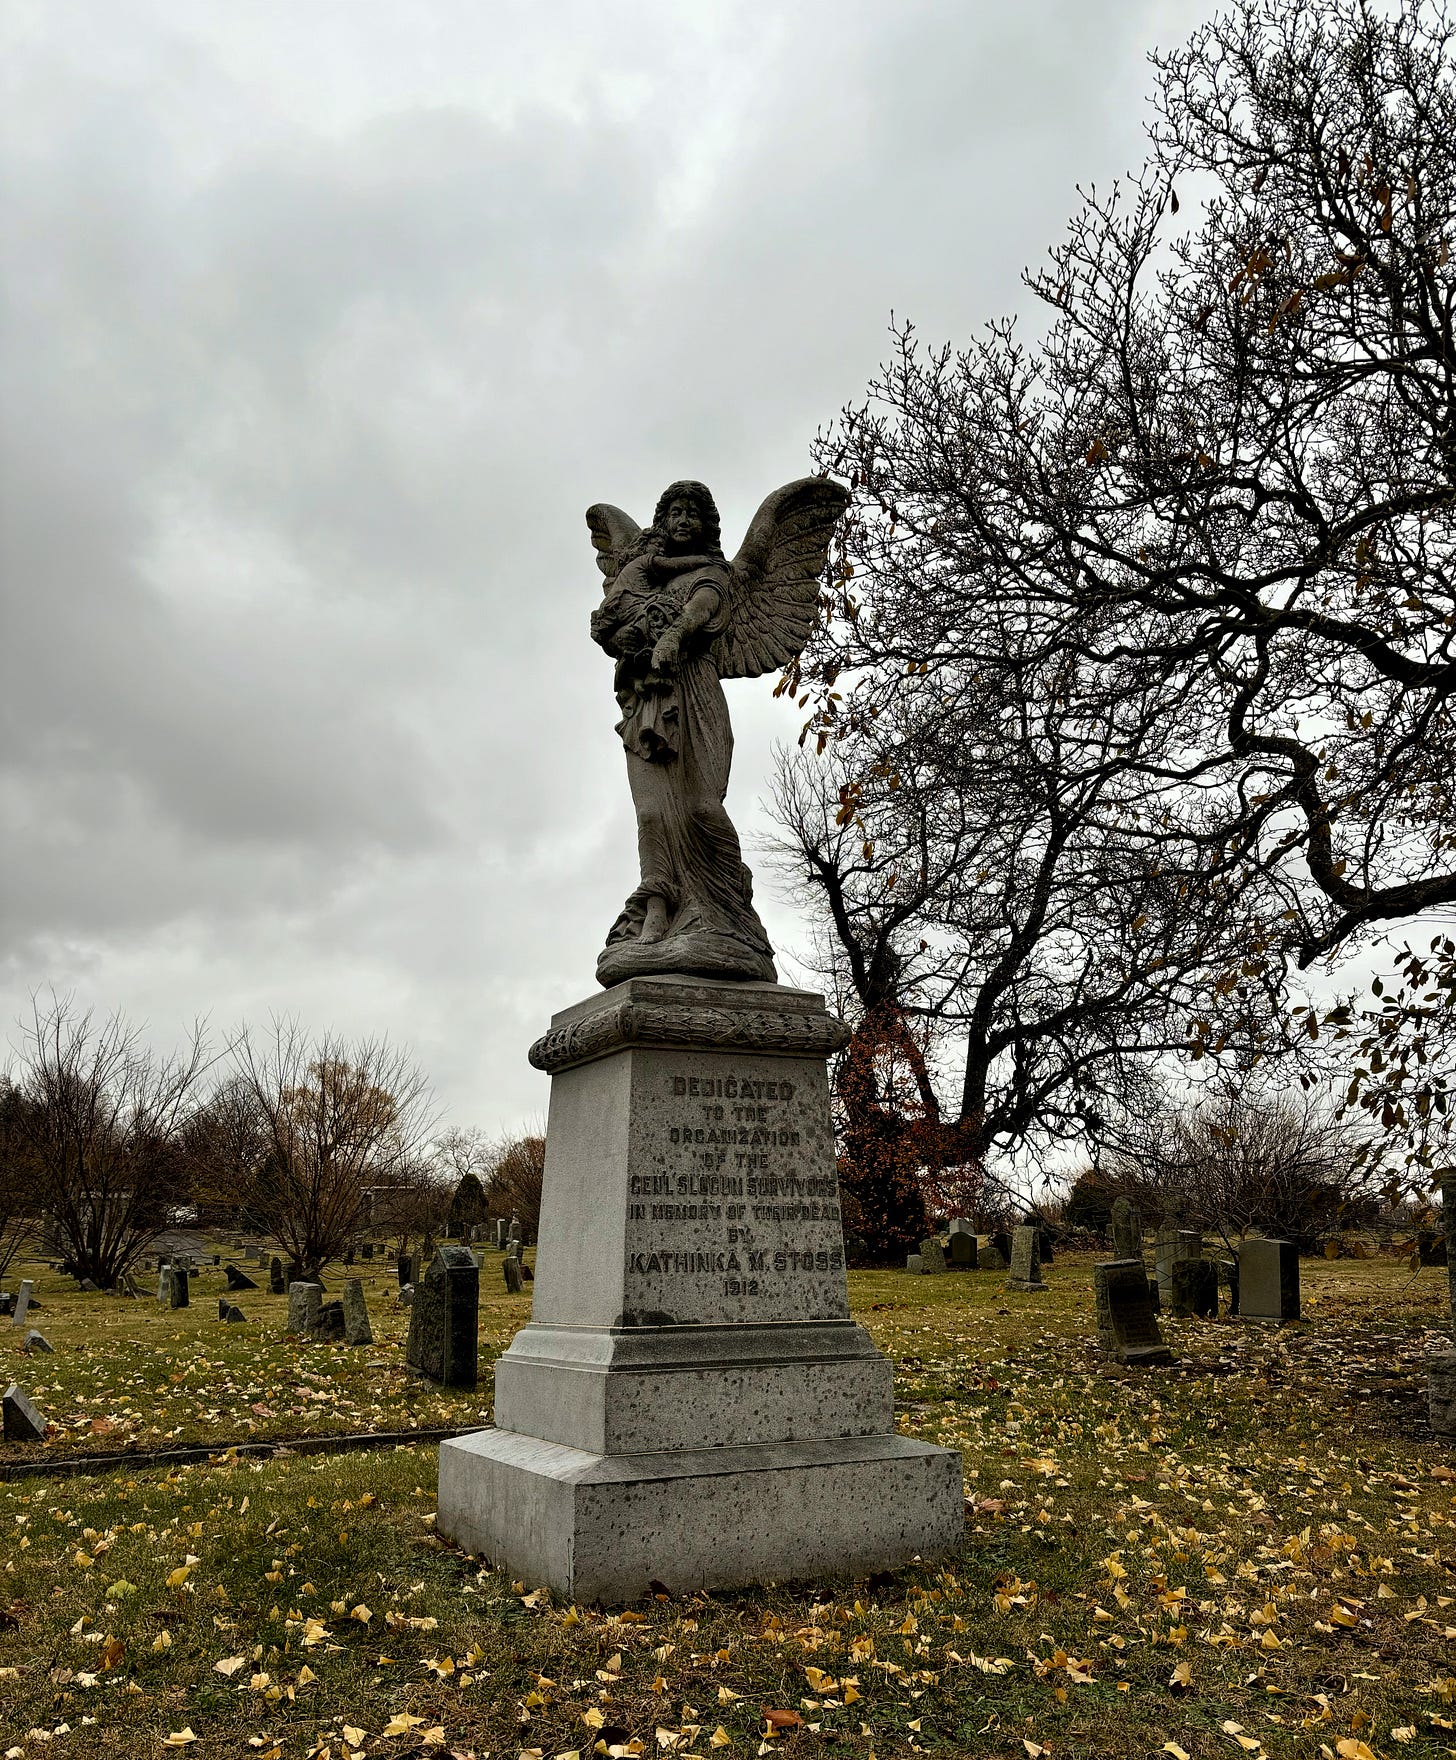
[342,1277,373,1346]
[3,1382,47,1442]
[406,1245,479,1388]
[1006,1225,1047,1291]
[1238,1237,1300,1323]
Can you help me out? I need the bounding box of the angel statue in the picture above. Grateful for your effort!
[586,475,849,988]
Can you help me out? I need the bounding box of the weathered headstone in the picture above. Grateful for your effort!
[397,1253,416,1289]
[1168,1258,1218,1318]
[221,1303,247,1324]
[1238,1237,1299,1323]
[1006,1225,1047,1291]
[1111,1197,1142,1264]
[269,1256,287,1295]
[507,1214,523,1252]
[1427,1174,1456,1435]
[947,1229,977,1269]
[287,1282,322,1338]
[398,1282,415,1306]
[990,1228,1012,1266]
[0,1293,13,1317]
[79,1277,99,1293]
[979,1241,1008,1273]
[1094,1259,1174,1365]
[361,1242,374,1260]
[169,1269,190,1310]
[342,1278,373,1346]
[245,1245,260,1264]
[1215,1258,1240,1316]
[502,1256,523,1293]
[919,1237,947,1275]
[23,1330,53,1353]
[12,1279,33,1328]
[904,1253,923,1275]
[156,1266,171,1303]
[226,1265,258,1291]
[318,1299,346,1341]
[2,1382,47,1442]
[1154,1214,1184,1308]
[406,1245,479,1388]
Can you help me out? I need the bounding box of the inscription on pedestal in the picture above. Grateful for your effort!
[616,1053,843,1325]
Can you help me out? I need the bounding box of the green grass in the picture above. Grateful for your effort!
[2,1249,1453,1759]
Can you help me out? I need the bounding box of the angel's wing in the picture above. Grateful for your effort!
[585,503,641,582]
[714,476,850,679]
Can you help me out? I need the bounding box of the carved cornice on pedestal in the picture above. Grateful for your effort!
[529,997,850,1074]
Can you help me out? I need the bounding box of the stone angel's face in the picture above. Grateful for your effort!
[663,497,704,548]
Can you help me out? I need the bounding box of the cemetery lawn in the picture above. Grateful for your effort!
[2,1253,1453,1759]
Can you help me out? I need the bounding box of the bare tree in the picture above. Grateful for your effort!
[1101,1079,1377,1252]
[207,1020,437,1277]
[4,995,207,1288]
[436,1126,493,1238]
[486,1130,547,1242]
[801,0,1456,1172]
[0,1076,38,1278]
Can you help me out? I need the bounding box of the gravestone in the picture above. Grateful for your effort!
[503,1256,524,1294]
[980,1241,1008,1273]
[156,1267,171,1303]
[3,1382,47,1442]
[398,1282,415,1306]
[990,1228,1012,1266]
[507,1214,523,1253]
[79,1278,99,1293]
[1094,1260,1174,1366]
[1168,1258,1218,1318]
[169,1268,190,1309]
[269,1257,287,1295]
[1432,1174,1456,1436]
[222,1303,247,1324]
[12,1279,33,1328]
[1238,1237,1300,1323]
[361,1242,374,1260]
[947,1229,977,1269]
[24,1330,54,1353]
[919,1237,947,1275]
[287,1282,322,1338]
[1110,1197,1142,1263]
[1215,1258,1240,1316]
[226,1265,258,1291]
[905,1253,923,1275]
[318,1300,346,1341]
[0,1293,12,1317]
[342,1278,373,1346]
[396,1253,416,1289]
[245,1245,261,1264]
[438,975,962,1601]
[1006,1225,1047,1291]
[406,1245,479,1388]
[1154,1214,1185,1308]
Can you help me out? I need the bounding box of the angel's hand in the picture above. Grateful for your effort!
[651,629,682,671]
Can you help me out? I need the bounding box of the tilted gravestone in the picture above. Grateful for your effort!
[919,1237,947,1275]
[904,1253,923,1275]
[287,1282,322,1338]
[342,1278,373,1346]
[1006,1225,1047,1291]
[12,1279,34,1329]
[1094,1260,1174,1366]
[947,1228,977,1269]
[502,1256,524,1294]
[1168,1258,1218,1318]
[24,1330,54,1353]
[226,1265,258,1291]
[1238,1237,1299,1323]
[222,1304,247,1324]
[79,1278,99,1293]
[407,1245,479,1388]
[169,1268,190,1310]
[269,1257,287,1295]
[3,1382,48,1442]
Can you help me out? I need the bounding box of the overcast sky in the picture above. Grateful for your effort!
[1,0,1217,1137]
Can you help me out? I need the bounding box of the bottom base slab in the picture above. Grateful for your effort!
[438,1428,963,1603]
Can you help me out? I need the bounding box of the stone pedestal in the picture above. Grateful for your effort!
[438,976,962,1601]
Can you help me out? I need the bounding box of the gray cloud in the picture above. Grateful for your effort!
[1,0,1214,1128]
